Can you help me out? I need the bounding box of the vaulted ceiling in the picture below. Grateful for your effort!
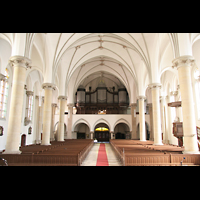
[1,33,200,103]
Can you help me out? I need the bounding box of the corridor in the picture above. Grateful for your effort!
[81,143,122,166]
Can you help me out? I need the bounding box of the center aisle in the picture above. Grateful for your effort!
[81,143,122,166]
[96,143,109,166]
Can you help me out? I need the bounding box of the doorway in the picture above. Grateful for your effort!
[115,132,125,139]
[21,134,26,147]
[114,123,130,139]
[94,123,110,142]
[77,132,86,139]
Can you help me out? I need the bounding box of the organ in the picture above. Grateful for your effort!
[75,83,129,114]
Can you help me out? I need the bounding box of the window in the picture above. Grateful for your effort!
[0,69,9,119]
[28,95,33,120]
[194,69,200,120]
[26,91,34,121]
[95,127,109,131]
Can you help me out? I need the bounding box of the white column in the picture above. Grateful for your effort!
[90,131,94,139]
[4,56,31,154]
[172,55,199,154]
[50,103,57,141]
[36,96,44,144]
[130,103,137,139]
[161,96,169,144]
[41,83,56,145]
[149,83,163,145]
[57,96,67,141]
[110,131,115,139]
[33,95,39,144]
[138,96,146,141]
[67,103,73,139]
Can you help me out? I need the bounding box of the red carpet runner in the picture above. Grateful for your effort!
[96,143,109,166]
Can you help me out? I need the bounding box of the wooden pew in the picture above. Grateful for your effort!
[110,139,200,166]
[1,139,93,166]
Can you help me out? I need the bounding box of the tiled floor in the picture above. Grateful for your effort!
[81,143,122,166]
[105,143,122,166]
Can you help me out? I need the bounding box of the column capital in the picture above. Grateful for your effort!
[137,95,146,100]
[170,91,178,96]
[9,55,31,69]
[130,103,137,107]
[148,83,162,90]
[26,91,34,96]
[52,103,57,107]
[58,95,67,100]
[67,103,74,107]
[172,55,195,69]
[42,83,56,90]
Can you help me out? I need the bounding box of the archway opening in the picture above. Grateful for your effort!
[74,123,90,139]
[94,123,110,142]
[114,123,130,139]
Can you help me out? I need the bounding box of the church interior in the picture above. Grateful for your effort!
[0,33,200,166]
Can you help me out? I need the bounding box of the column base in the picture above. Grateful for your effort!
[153,142,163,146]
[140,140,146,142]
[41,142,51,146]
[182,150,200,154]
[57,140,65,142]
[3,150,21,154]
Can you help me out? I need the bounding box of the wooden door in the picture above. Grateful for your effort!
[95,131,109,142]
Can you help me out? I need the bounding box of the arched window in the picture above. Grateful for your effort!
[194,69,200,120]
[0,69,9,119]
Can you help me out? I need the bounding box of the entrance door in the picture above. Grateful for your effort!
[95,131,109,142]
[21,134,26,147]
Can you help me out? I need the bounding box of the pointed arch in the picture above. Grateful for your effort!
[72,118,91,132]
[92,118,111,132]
[113,118,131,132]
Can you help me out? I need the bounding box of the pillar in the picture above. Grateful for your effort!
[33,95,40,144]
[50,103,57,141]
[147,103,154,140]
[160,96,168,144]
[57,96,67,141]
[41,83,56,145]
[172,55,199,154]
[90,131,94,139]
[67,103,73,139]
[130,103,137,139]
[149,83,163,145]
[110,131,114,139]
[138,96,146,141]
[36,96,44,144]
[4,56,31,154]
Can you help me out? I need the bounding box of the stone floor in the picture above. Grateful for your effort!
[81,143,122,166]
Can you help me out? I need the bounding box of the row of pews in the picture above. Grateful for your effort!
[110,140,200,166]
[0,139,93,166]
